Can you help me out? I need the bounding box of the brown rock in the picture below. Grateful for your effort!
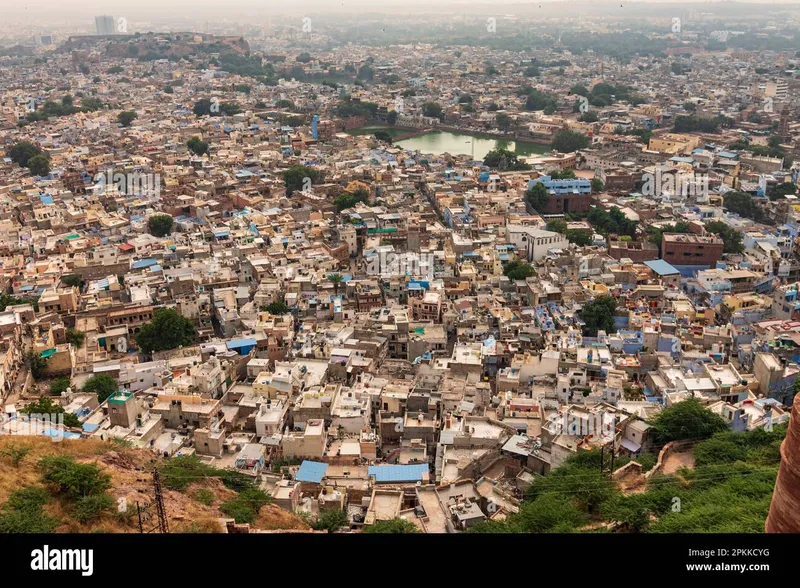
[766,393,800,532]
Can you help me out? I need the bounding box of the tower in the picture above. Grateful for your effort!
[766,392,800,532]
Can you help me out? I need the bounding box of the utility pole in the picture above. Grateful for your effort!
[153,469,169,534]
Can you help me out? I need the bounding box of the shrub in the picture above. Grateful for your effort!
[74,494,114,524]
[39,455,112,499]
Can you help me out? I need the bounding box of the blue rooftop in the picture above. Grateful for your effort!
[296,460,328,484]
[644,259,681,276]
[131,258,157,269]
[368,464,428,483]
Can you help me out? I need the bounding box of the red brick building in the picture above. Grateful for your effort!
[661,233,724,267]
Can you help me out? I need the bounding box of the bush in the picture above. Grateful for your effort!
[50,376,71,395]
[0,487,59,533]
[82,373,117,403]
[648,398,729,446]
[362,518,419,533]
[136,307,196,354]
[0,443,31,467]
[148,214,174,237]
[220,499,257,524]
[39,456,112,499]
[74,494,114,524]
[193,488,216,506]
[310,509,348,532]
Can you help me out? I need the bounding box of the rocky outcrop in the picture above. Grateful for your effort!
[766,393,800,532]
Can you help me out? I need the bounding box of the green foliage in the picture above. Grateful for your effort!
[704,220,744,254]
[49,376,71,396]
[0,487,60,533]
[187,136,209,156]
[27,155,50,176]
[39,455,112,499]
[579,295,617,336]
[220,488,272,524]
[672,115,731,134]
[519,86,558,113]
[551,129,590,153]
[8,141,44,168]
[148,214,174,237]
[503,260,535,281]
[579,110,599,123]
[647,221,691,255]
[283,164,322,195]
[495,112,511,132]
[24,351,48,381]
[373,130,393,144]
[334,188,369,211]
[723,191,771,224]
[0,292,27,311]
[82,374,117,403]
[648,398,729,446]
[136,307,197,354]
[61,274,82,288]
[0,443,31,467]
[421,102,443,120]
[193,488,216,506]
[362,518,419,533]
[66,328,85,348]
[117,110,138,127]
[546,219,567,234]
[587,206,636,237]
[483,148,530,171]
[160,455,256,493]
[591,178,604,193]
[767,181,797,201]
[566,229,592,246]
[74,494,114,524]
[334,99,378,118]
[693,426,785,467]
[327,273,343,294]
[310,508,349,532]
[526,182,549,213]
[263,301,290,315]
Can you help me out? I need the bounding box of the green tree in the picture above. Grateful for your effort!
[566,229,592,246]
[66,328,85,348]
[136,308,197,354]
[283,165,321,195]
[483,148,530,171]
[704,220,744,254]
[263,301,290,315]
[496,112,511,132]
[27,155,50,177]
[723,191,771,224]
[148,214,174,237]
[9,141,45,168]
[310,509,349,533]
[373,130,393,144]
[61,274,81,288]
[334,188,369,212]
[546,219,567,234]
[0,292,26,310]
[552,129,590,153]
[24,352,48,380]
[648,397,729,446]
[362,518,419,533]
[579,295,617,336]
[82,374,117,403]
[117,111,138,127]
[327,273,343,295]
[526,182,549,213]
[503,260,536,281]
[579,111,599,123]
[0,487,60,533]
[421,102,443,120]
[49,376,71,396]
[767,182,797,201]
[187,136,209,156]
[591,178,604,193]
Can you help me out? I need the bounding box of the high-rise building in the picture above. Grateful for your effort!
[95,15,115,36]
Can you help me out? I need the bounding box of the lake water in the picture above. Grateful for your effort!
[352,127,551,160]
[396,131,551,159]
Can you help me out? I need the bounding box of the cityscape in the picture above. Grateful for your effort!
[0,1,798,555]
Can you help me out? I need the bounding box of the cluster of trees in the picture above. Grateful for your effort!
[192,99,241,117]
[571,82,644,108]
[647,221,691,255]
[135,308,196,355]
[546,219,593,246]
[526,182,549,213]
[672,115,732,134]
[587,206,636,237]
[334,98,379,118]
[23,95,104,123]
[187,136,209,156]
[373,129,393,144]
[421,102,444,120]
[283,165,322,195]
[503,260,536,281]
[8,141,50,176]
[483,148,531,171]
[117,111,138,127]
[334,188,370,212]
[579,295,617,336]
[551,129,589,153]
[723,191,772,225]
[729,136,792,166]
[148,214,174,237]
[519,86,558,114]
[704,220,744,254]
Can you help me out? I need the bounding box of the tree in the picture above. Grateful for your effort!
[0,487,60,533]
[61,274,81,288]
[591,178,604,193]
[283,165,321,195]
[648,397,729,446]
[49,376,71,396]
[25,351,48,380]
[552,129,590,153]
[496,112,511,132]
[386,110,398,125]
[334,189,369,212]
[526,182,549,213]
[187,136,209,156]
[704,220,744,254]
[579,111,599,123]
[503,260,535,281]
[263,301,290,315]
[566,229,592,246]
[373,130,393,144]
[27,155,50,177]
[362,518,419,533]
[723,191,770,224]
[82,374,117,403]
[421,102,443,120]
[9,141,45,168]
[310,509,348,533]
[148,214,174,237]
[483,148,530,171]
[767,182,797,201]
[66,328,85,348]
[647,221,691,255]
[546,219,567,234]
[136,308,197,354]
[579,295,617,336]
[327,273,343,295]
[117,111,138,127]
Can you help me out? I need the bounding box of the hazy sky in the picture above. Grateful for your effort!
[2,0,800,26]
